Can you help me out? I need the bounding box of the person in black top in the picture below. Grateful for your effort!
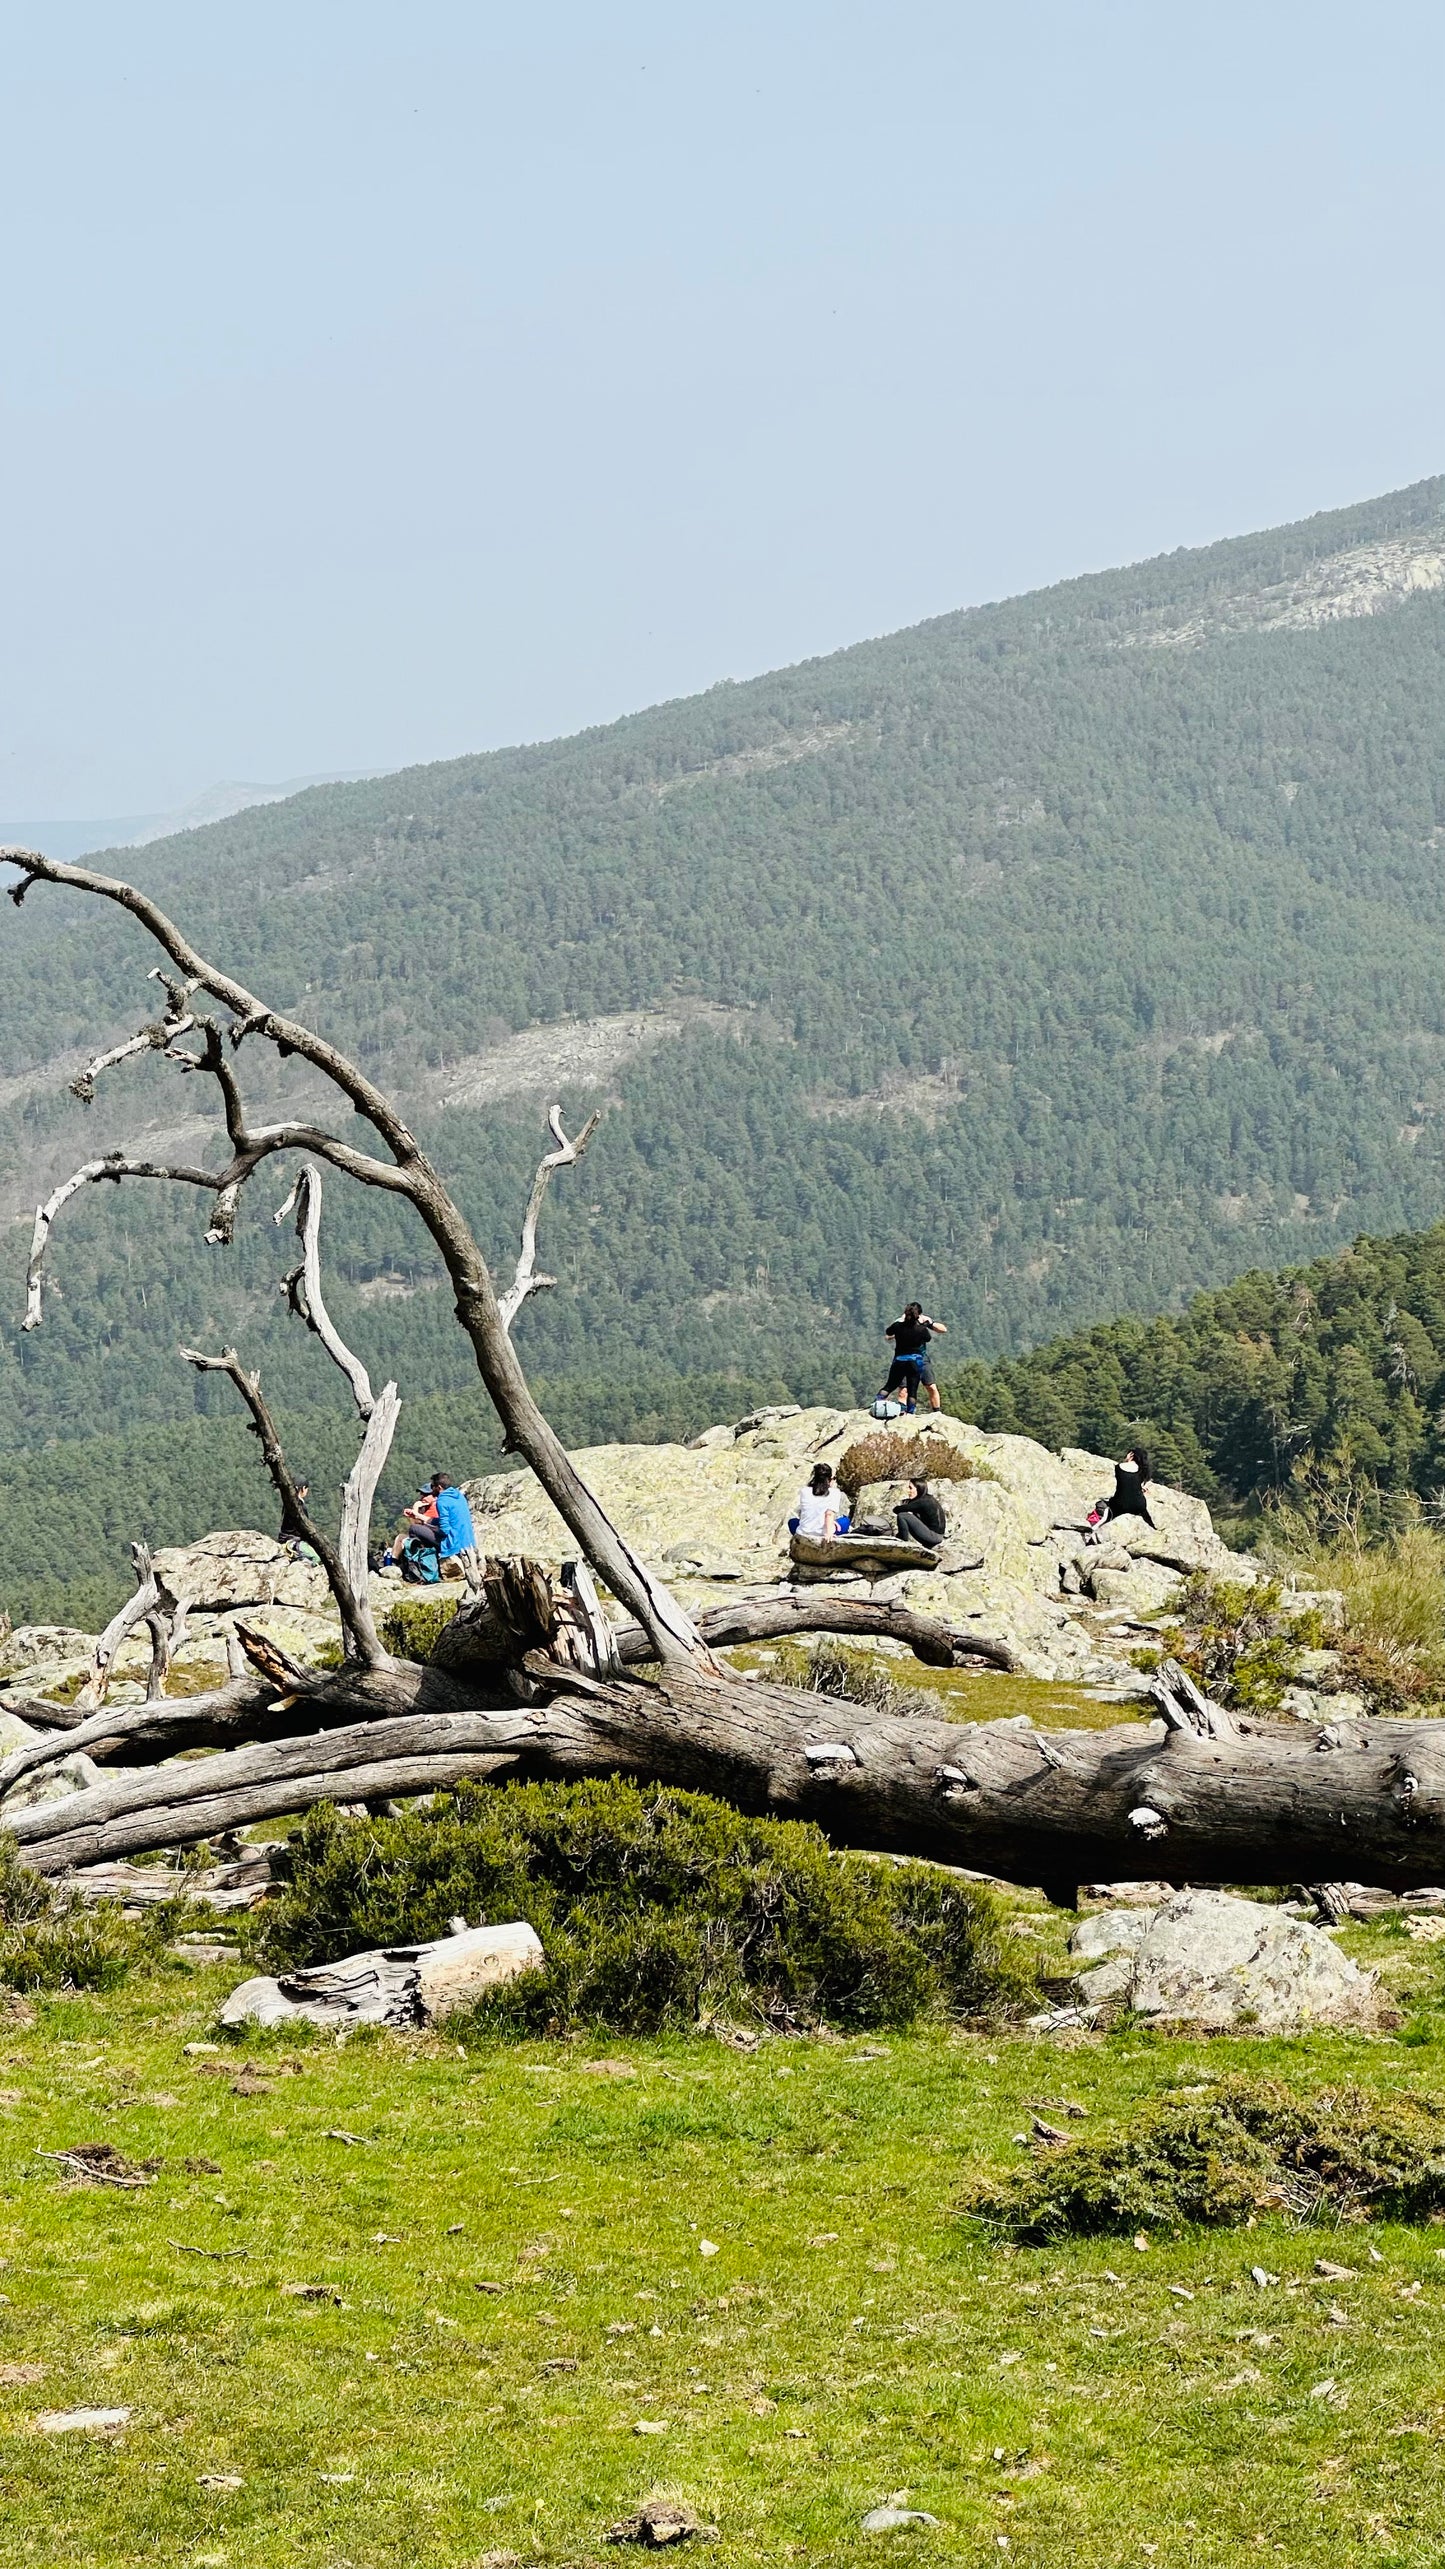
[1086,1447,1156,1541]
[895,1477,947,1550]
[882,1302,948,1413]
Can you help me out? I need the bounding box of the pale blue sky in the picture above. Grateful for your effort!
[2,0,1442,818]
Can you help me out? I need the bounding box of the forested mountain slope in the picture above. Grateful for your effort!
[3,474,1445,1480]
[945,1219,1445,1523]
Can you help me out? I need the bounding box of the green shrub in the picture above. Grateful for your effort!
[254,1778,1037,2036]
[0,1907,139,1993]
[381,1593,463,1664]
[835,1434,993,1501]
[965,2076,1445,2239]
[0,1833,175,1992]
[1156,1573,1325,1712]
[1268,1522,1445,1709]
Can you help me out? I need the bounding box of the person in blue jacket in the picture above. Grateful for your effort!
[429,1473,480,1586]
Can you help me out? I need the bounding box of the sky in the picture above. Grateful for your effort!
[2,0,1443,822]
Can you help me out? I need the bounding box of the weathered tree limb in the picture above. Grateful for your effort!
[274,1165,375,1417]
[558,1559,621,1676]
[498,1105,600,1333]
[69,975,197,1102]
[77,1542,165,1711]
[142,1613,170,1702]
[268,1160,401,1614]
[611,1592,1023,1670]
[3,847,703,1668]
[25,1159,221,1330]
[22,1749,519,1873]
[1150,1657,1237,1740]
[0,1651,482,1806]
[180,1348,383,1668]
[340,1381,401,1605]
[12,1708,518,1870]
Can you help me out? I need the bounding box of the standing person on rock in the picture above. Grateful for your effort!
[882,1302,947,1413]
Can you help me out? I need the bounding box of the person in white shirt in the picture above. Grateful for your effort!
[793,1461,840,1539]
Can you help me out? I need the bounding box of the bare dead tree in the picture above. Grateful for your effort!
[498,1105,600,1334]
[5,848,703,1666]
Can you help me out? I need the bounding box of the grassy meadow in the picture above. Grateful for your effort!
[5,1911,1445,2569]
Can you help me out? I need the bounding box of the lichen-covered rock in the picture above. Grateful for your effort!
[0,1626,95,1680]
[150,1529,298,1610]
[461,1405,1246,1682]
[1068,1889,1382,2031]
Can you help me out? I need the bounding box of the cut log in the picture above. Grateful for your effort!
[219,1921,544,2030]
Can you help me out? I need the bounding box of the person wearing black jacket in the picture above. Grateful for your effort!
[895,1478,947,1551]
[1086,1447,1156,1542]
[882,1302,948,1413]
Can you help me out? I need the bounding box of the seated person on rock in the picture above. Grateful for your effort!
[894,1477,947,1551]
[429,1472,480,1586]
[398,1485,442,1583]
[280,1479,320,1566]
[791,1462,842,1540]
[1085,1447,1155,1544]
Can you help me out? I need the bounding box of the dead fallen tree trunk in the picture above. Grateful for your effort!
[12,1707,519,1872]
[19,1657,1445,1897]
[0,1586,1018,1817]
[614,1592,1020,1671]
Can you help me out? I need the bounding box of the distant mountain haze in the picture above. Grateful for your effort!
[3,472,1445,1477]
[0,772,379,863]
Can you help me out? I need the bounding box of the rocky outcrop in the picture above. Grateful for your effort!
[149,1528,333,1614]
[1066,1889,1382,2031]
[1,1409,1245,1702]
[463,1407,1243,1683]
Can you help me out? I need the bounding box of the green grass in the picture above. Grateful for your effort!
[727,1644,1145,1731]
[5,1919,1445,2565]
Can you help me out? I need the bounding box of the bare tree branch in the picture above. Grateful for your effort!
[274,1164,374,1416]
[142,1613,171,1702]
[498,1105,601,1333]
[339,1379,401,1603]
[180,1347,384,1668]
[24,1158,222,1329]
[1,845,705,1667]
[74,1543,166,1711]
